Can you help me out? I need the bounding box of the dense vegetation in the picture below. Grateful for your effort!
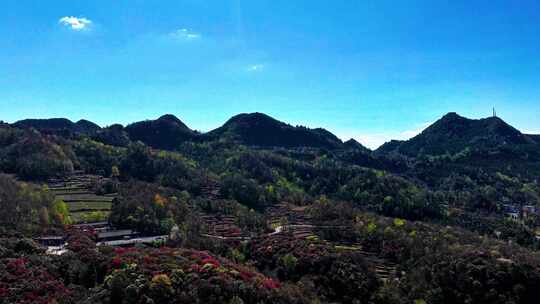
[124,114,198,150]
[1,112,540,303]
[0,175,70,235]
[205,112,345,149]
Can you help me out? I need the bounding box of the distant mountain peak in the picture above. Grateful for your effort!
[75,119,101,132]
[13,118,100,135]
[108,123,124,130]
[76,119,95,124]
[234,112,270,118]
[15,117,73,126]
[207,112,343,149]
[225,112,278,125]
[483,115,509,127]
[124,114,195,150]
[344,138,370,152]
[376,112,534,156]
[157,114,184,124]
[440,112,465,121]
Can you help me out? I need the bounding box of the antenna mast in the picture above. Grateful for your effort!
[493,107,497,117]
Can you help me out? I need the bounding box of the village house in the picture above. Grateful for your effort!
[522,205,539,218]
[97,229,139,242]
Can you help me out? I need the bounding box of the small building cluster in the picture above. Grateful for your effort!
[34,223,168,255]
[503,204,540,241]
[503,204,540,220]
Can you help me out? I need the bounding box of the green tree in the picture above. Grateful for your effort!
[111,165,120,178]
[52,199,71,225]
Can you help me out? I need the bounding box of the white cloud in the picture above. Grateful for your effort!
[247,64,265,72]
[339,121,433,150]
[59,16,92,31]
[169,28,201,40]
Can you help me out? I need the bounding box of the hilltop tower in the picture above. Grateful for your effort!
[493,107,497,118]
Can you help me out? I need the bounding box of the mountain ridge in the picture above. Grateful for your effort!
[13,118,101,135]
[8,112,538,154]
[124,114,197,150]
[205,112,344,149]
[344,138,371,152]
[376,112,537,156]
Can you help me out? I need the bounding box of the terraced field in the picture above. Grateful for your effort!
[47,173,116,224]
[267,202,317,239]
[66,201,112,212]
[70,211,111,224]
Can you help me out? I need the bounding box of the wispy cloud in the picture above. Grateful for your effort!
[58,16,92,31]
[169,28,201,41]
[247,64,265,72]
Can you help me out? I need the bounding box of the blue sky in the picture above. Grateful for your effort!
[1,0,539,148]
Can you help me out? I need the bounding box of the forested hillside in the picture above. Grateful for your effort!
[1,112,540,304]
